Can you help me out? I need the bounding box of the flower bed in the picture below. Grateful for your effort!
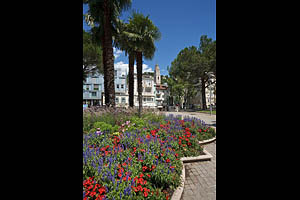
[83,112,216,200]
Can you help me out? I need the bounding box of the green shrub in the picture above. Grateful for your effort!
[93,122,113,133]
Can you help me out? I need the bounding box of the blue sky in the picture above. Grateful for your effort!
[83,0,216,75]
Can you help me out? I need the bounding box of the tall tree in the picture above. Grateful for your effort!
[125,12,161,116]
[197,35,216,109]
[114,20,136,107]
[169,46,200,108]
[84,0,132,107]
[169,36,216,110]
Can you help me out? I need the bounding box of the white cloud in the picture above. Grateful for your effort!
[113,47,123,59]
[114,61,153,74]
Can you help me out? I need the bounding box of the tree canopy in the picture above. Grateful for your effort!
[83,29,103,81]
[168,35,216,109]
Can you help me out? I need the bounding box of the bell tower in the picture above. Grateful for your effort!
[154,64,161,85]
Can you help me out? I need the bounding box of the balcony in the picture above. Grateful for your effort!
[83,91,101,99]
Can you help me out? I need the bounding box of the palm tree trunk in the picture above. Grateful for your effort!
[128,53,135,107]
[101,37,109,106]
[201,77,207,110]
[136,51,143,117]
[103,0,115,107]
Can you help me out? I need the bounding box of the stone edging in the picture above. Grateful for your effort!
[180,148,213,163]
[171,160,185,200]
[171,148,213,200]
[199,137,216,145]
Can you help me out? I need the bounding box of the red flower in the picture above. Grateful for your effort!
[151,130,156,135]
[138,178,144,184]
[144,191,148,197]
[137,185,143,191]
[166,159,170,163]
[98,187,105,194]
[142,166,148,172]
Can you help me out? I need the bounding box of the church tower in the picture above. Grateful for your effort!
[154,64,161,85]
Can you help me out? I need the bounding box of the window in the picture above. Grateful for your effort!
[145,87,152,93]
[121,84,124,89]
[92,92,97,97]
[143,98,146,102]
[121,97,126,103]
[147,97,152,102]
[117,84,119,89]
[94,84,99,91]
[86,85,89,90]
[116,97,119,103]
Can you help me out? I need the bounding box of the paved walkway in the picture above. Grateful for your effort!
[180,141,216,200]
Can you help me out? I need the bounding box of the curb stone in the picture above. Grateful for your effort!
[180,148,213,163]
[171,161,185,200]
[199,137,216,145]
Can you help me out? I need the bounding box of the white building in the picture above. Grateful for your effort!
[154,64,168,110]
[87,64,168,109]
[133,74,156,108]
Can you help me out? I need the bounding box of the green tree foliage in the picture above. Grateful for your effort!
[83,30,103,81]
[83,0,132,107]
[118,11,161,116]
[168,35,216,109]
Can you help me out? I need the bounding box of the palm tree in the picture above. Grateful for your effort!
[114,20,136,107]
[125,12,161,116]
[84,0,132,107]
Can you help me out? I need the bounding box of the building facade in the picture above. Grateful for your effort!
[83,64,167,109]
[135,74,156,108]
[154,64,168,110]
[190,76,216,109]
[83,73,104,106]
